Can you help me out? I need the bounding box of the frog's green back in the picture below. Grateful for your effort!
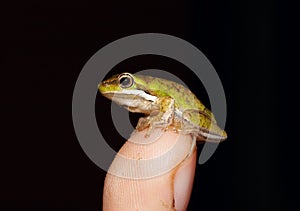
[133,74,216,122]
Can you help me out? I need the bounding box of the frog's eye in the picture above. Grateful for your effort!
[118,73,134,88]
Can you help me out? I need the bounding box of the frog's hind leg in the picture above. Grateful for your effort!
[181,109,227,142]
[136,97,175,137]
[181,109,210,133]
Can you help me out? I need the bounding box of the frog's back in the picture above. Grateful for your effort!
[134,74,215,120]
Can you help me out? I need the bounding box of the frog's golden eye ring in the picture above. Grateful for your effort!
[118,73,134,88]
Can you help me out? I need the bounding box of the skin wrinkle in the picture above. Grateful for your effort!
[103,128,196,211]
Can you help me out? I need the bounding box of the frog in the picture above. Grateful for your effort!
[98,72,227,142]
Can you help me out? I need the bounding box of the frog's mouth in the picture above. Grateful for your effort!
[101,90,157,114]
[102,90,157,103]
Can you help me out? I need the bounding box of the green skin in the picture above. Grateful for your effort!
[99,72,227,142]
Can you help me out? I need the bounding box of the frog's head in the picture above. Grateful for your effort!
[98,73,157,112]
[99,72,136,93]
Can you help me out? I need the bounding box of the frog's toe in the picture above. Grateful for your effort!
[136,117,150,131]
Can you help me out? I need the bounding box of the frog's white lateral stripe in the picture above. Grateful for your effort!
[108,90,157,102]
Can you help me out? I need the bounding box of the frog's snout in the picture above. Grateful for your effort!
[98,82,105,93]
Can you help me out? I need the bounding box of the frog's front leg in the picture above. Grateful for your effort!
[136,97,175,137]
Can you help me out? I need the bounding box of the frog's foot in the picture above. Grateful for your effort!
[136,97,175,137]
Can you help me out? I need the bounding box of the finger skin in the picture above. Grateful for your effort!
[103,129,197,211]
[174,148,196,210]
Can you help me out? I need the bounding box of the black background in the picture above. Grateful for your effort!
[1,0,298,210]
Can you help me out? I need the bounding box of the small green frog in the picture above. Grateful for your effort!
[99,72,227,142]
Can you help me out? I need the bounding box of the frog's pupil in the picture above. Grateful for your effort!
[120,77,130,87]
